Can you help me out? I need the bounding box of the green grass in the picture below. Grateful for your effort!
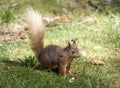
[0,0,120,88]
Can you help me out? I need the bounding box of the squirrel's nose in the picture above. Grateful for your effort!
[76,53,80,57]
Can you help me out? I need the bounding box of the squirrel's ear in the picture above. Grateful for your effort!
[66,41,71,49]
[71,38,77,44]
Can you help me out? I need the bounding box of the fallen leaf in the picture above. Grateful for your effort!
[91,59,105,65]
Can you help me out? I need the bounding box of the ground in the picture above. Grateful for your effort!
[0,0,120,88]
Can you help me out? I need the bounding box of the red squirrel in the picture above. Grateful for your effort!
[25,8,80,77]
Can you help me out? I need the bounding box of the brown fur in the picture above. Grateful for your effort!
[25,8,80,77]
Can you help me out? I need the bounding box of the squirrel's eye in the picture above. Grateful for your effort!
[71,50,75,54]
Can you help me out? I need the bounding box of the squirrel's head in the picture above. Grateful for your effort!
[65,38,80,58]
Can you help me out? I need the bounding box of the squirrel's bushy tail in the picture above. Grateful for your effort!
[25,8,45,58]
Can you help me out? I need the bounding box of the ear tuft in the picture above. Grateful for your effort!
[71,38,77,44]
[66,41,71,50]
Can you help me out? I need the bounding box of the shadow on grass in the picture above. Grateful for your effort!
[0,59,21,66]
[0,56,39,69]
[0,56,60,74]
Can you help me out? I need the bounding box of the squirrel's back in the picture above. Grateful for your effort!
[39,45,67,69]
[25,8,45,58]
